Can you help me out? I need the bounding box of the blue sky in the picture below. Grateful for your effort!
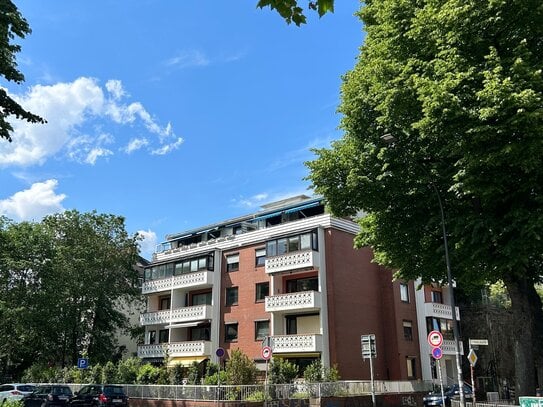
[0,1,363,259]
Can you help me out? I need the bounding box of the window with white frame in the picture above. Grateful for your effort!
[226,254,239,272]
[400,283,409,302]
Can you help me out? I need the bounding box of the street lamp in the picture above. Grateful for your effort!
[381,133,466,407]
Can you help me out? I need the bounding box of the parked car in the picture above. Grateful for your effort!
[423,383,473,407]
[0,384,36,404]
[24,385,73,407]
[70,385,128,407]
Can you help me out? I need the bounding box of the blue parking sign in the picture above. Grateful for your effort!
[77,358,88,369]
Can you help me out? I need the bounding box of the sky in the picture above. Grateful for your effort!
[0,1,364,259]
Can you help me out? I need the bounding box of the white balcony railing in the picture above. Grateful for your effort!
[424,302,460,320]
[441,339,464,355]
[142,271,213,294]
[140,305,213,326]
[265,291,322,313]
[265,250,320,274]
[137,341,212,359]
[271,334,323,353]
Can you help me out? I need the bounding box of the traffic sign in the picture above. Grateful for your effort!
[261,346,272,360]
[216,347,225,358]
[468,349,478,366]
[77,358,88,369]
[469,339,488,346]
[432,347,443,360]
[428,331,443,347]
[361,334,377,359]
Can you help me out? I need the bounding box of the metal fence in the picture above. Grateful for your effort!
[451,400,519,407]
[65,381,432,402]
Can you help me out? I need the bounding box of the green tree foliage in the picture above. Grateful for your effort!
[136,364,161,384]
[306,0,543,396]
[0,0,46,142]
[117,357,141,384]
[302,360,339,383]
[0,211,141,378]
[102,361,117,384]
[225,349,258,385]
[256,0,334,26]
[269,358,299,384]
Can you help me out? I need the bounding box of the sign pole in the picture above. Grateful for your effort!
[369,354,376,407]
[437,359,445,407]
[470,347,477,406]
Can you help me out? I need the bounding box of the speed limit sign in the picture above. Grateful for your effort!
[261,346,272,360]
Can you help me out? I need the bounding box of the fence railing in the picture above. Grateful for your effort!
[66,381,433,402]
[451,400,519,407]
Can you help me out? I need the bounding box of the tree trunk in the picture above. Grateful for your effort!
[503,273,541,397]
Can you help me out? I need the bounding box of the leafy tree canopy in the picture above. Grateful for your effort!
[256,0,334,26]
[0,0,46,142]
[306,0,543,397]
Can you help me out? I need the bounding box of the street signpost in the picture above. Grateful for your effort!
[467,338,487,407]
[361,334,377,407]
[216,347,225,403]
[261,346,272,407]
[77,358,88,369]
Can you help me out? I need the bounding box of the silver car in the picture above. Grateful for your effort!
[0,383,36,404]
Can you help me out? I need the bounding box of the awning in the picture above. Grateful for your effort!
[167,356,208,367]
[166,320,208,329]
[253,211,282,221]
[284,201,320,214]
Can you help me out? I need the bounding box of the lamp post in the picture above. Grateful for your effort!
[382,133,465,407]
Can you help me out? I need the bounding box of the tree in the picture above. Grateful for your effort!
[225,349,258,385]
[41,210,142,366]
[269,357,299,384]
[0,0,46,142]
[306,0,543,398]
[256,0,334,26]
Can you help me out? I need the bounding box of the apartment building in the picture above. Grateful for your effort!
[138,195,460,381]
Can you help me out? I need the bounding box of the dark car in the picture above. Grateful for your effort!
[70,385,128,407]
[423,384,473,407]
[24,385,73,407]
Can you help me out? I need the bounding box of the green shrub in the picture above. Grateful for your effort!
[102,361,117,383]
[292,392,310,399]
[269,358,299,384]
[3,400,24,407]
[117,357,141,384]
[244,390,266,401]
[203,370,227,385]
[137,363,161,384]
[226,349,257,385]
[90,363,103,383]
[170,363,186,385]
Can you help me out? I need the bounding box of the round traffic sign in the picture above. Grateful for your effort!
[432,347,443,360]
[261,346,272,360]
[216,347,225,358]
[428,330,443,347]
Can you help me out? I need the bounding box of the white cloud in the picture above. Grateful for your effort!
[124,138,149,154]
[0,77,180,167]
[151,137,184,155]
[165,50,210,68]
[137,229,157,259]
[85,147,113,165]
[232,193,270,209]
[105,79,126,100]
[0,179,66,221]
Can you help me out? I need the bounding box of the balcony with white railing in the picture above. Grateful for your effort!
[140,305,213,326]
[137,341,212,359]
[265,250,320,274]
[441,339,464,355]
[265,291,322,313]
[424,302,460,320]
[142,271,213,294]
[270,334,323,353]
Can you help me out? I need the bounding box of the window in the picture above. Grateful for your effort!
[266,230,318,257]
[158,329,169,343]
[406,358,416,379]
[226,287,238,306]
[190,324,211,341]
[192,291,212,305]
[426,317,454,340]
[255,320,270,340]
[225,323,238,342]
[226,254,239,272]
[256,282,269,302]
[255,248,266,267]
[149,330,156,344]
[286,277,318,293]
[159,296,171,310]
[431,290,443,303]
[403,320,413,341]
[400,283,409,302]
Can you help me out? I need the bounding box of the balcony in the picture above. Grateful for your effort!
[271,334,323,353]
[140,305,213,326]
[142,271,213,294]
[424,302,460,320]
[265,291,322,313]
[441,339,464,355]
[137,341,212,359]
[265,250,320,274]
